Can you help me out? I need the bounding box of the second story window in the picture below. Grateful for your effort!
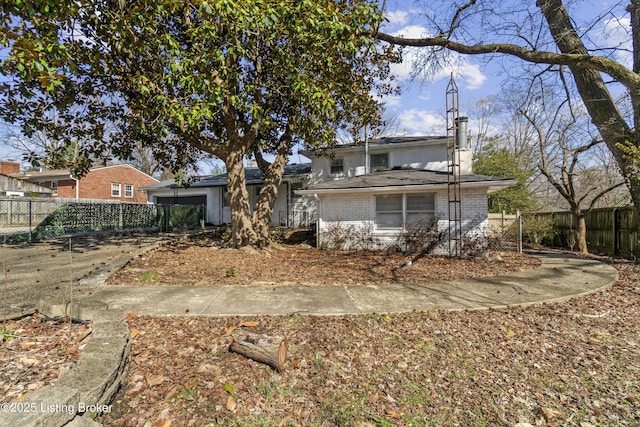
[124,184,134,198]
[111,182,121,197]
[371,153,389,172]
[330,157,344,175]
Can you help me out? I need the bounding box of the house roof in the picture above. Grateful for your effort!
[141,163,312,191]
[0,174,54,195]
[297,168,516,195]
[9,164,158,182]
[300,136,449,157]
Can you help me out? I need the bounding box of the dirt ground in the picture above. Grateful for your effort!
[100,261,640,427]
[4,233,639,426]
[106,234,541,287]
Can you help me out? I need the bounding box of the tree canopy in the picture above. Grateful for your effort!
[474,142,537,214]
[1,0,398,246]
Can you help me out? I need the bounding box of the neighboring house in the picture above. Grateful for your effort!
[297,127,516,252]
[141,163,312,227]
[1,161,54,197]
[8,163,158,203]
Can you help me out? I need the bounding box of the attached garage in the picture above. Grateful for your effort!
[156,195,207,206]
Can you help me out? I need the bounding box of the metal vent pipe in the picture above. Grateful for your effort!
[455,116,468,149]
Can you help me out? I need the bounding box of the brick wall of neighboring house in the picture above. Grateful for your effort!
[0,161,20,175]
[27,165,157,203]
[71,165,158,203]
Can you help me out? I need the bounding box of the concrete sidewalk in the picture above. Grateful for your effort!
[89,252,618,316]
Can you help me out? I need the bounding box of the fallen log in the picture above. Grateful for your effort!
[229,334,287,373]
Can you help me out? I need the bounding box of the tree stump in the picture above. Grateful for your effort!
[229,334,287,372]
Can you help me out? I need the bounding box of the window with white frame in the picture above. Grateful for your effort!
[124,184,134,198]
[330,157,344,175]
[375,193,435,228]
[370,153,389,172]
[111,182,121,197]
[375,194,403,228]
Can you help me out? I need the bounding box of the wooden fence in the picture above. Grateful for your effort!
[523,206,639,258]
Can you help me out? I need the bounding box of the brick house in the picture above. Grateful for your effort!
[142,120,516,252]
[296,124,515,253]
[9,163,158,203]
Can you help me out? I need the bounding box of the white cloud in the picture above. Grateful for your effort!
[389,25,487,90]
[397,108,446,135]
[600,16,632,67]
[461,64,487,90]
[383,94,403,107]
[385,10,409,27]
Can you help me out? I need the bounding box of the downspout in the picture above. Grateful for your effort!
[364,124,370,174]
[70,174,79,199]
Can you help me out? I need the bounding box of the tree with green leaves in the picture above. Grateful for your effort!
[474,142,537,214]
[1,0,397,247]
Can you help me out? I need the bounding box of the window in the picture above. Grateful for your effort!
[375,193,435,228]
[124,184,134,198]
[222,187,229,207]
[111,182,121,197]
[375,194,403,228]
[330,157,344,175]
[50,181,58,190]
[406,194,435,225]
[371,153,389,172]
[290,182,303,200]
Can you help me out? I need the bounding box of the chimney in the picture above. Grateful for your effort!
[455,116,468,149]
[0,161,20,175]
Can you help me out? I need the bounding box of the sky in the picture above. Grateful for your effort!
[372,0,494,138]
[363,0,633,140]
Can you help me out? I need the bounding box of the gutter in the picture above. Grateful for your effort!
[295,179,517,196]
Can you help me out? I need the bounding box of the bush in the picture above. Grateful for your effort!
[397,216,445,255]
[319,220,381,251]
[521,214,554,245]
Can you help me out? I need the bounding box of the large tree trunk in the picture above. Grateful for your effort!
[251,130,293,247]
[571,208,588,254]
[225,148,258,248]
[538,0,640,215]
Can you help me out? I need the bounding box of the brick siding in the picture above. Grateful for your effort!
[318,188,489,252]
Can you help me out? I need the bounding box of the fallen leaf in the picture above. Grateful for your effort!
[240,321,259,327]
[541,407,562,421]
[223,383,235,395]
[385,409,402,419]
[226,395,237,412]
[146,375,165,387]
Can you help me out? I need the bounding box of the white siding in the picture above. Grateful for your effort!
[309,143,473,184]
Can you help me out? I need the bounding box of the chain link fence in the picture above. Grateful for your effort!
[487,212,522,252]
[0,198,205,242]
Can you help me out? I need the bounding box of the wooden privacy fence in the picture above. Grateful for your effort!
[522,207,639,258]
